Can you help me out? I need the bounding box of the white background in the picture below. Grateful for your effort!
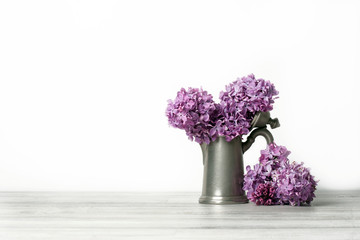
[0,0,359,191]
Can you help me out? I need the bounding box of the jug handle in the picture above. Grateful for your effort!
[242,127,274,153]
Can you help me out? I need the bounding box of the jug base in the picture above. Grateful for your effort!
[199,195,249,204]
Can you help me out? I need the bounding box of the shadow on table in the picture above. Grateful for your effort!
[311,199,338,207]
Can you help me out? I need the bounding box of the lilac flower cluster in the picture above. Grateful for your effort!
[251,183,276,206]
[211,102,251,142]
[166,87,218,144]
[243,143,318,206]
[166,74,279,144]
[218,74,279,141]
[274,161,318,206]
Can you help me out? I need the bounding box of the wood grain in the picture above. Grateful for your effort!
[0,191,359,239]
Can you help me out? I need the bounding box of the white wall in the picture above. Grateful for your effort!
[0,0,359,191]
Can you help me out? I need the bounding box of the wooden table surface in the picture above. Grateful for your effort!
[0,191,359,239]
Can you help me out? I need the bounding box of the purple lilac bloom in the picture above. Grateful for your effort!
[251,183,277,205]
[166,87,218,144]
[218,74,279,141]
[243,163,270,200]
[243,143,289,200]
[243,143,318,206]
[212,101,251,142]
[259,143,291,170]
[274,161,317,206]
[166,74,278,144]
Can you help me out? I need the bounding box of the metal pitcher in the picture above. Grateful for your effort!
[199,112,280,204]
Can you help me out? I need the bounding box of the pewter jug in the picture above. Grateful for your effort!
[199,112,279,204]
